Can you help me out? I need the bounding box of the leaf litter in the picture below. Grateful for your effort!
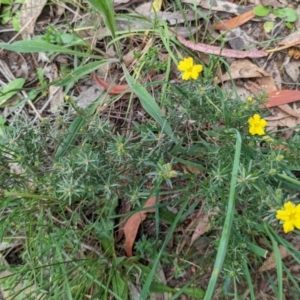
[2,0,300,298]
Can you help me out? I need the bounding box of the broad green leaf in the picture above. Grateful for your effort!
[122,67,176,141]
[273,8,297,22]
[150,282,173,293]
[12,11,21,32]
[263,21,274,33]
[183,287,206,298]
[0,78,25,106]
[253,5,271,17]
[1,6,11,24]
[0,39,102,58]
[86,0,116,38]
[0,0,12,4]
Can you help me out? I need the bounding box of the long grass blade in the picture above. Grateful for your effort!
[204,129,242,300]
[122,66,176,141]
[0,40,101,58]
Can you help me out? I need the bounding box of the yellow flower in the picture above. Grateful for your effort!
[178,57,203,80]
[248,114,267,136]
[276,201,300,233]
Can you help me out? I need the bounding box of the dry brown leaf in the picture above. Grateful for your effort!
[219,59,269,83]
[261,0,286,8]
[226,28,258,52]
[258,245,289,272]
[76,84,104,109]
[266,106,300,132]
[190,209,218,246]
[178,35,267,58]
[44,64,63,113]
[284,61,300,82]
[255,76,277,93]
[124,196,159,257]
[266,90,300,108]
[278,30,300,46]
[213,9,255,30]
[92,72,129,94]
[20,0,48,40]
[182,0,252,15]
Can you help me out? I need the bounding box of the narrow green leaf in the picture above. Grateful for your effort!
[0,40,102,58]
[53,59,118,87]
[183,287,205,298]
[242,261,255,300]
[264,224,283,300]
[0,78,25,106]
[204,129,242,300]
[150,282,174,293]
[122,66,176,141]
[55,116,87,159]
[86,0,116,38]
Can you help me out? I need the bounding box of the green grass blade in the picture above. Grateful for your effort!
[242,260,255,300]
[264,223,283,300]
[204,129,242,300]
[86,0,116,38]
[122,66,176,142]
[140,198,191,299]
[55,116,87,159]
[0,40,102,58]
[54,59,118,87]
[276,173,300,187]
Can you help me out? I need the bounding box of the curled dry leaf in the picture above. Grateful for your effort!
[182,0,252,15]
[124,196,159,257]
[278,30,300,46]
[177,35,268,58]
[20,0,48,40]
[92,72,129,94]
[284,61,300,82]
[190,209,218,246]
[213,9,255,30]
[218,59,269,83]
[258,245,289,272]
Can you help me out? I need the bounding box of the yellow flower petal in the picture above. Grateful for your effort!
[248,114,267,136]
[283,220,294,233]
[284,201,295,211]
[293,217,300,230]
[182,71,192,80]
[276,201,300,233]
[276,210,290,221]
[178,57,193,71]
[178,57,203,81]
